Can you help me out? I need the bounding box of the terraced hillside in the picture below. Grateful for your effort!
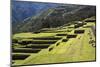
[12,17,96,66]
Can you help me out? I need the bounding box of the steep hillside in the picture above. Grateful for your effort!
[12,1,58,24]
[12,4,96,33]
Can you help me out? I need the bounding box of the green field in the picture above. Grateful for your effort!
[12,17,96,66]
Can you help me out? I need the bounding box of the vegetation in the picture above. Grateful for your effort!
[12,17,96,66]
[12,2,96,66]
[12,4,96,33]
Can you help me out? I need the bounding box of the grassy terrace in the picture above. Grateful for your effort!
[12,18,96,66]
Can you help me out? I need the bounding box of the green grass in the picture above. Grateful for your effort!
[12,20,96,66]
[19,28,95,65]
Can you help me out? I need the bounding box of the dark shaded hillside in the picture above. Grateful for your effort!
[43,6,96,28]
[12,4,96,33]
[12,1,58,24]
[64,6,96,22]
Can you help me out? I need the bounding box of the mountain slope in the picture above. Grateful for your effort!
[12,1,58,24]
[12,4,96,33]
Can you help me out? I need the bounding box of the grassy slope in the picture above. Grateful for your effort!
[19,29,95,65]
[12,22,96,65]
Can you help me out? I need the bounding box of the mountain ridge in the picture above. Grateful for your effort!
[12,2,96,34]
